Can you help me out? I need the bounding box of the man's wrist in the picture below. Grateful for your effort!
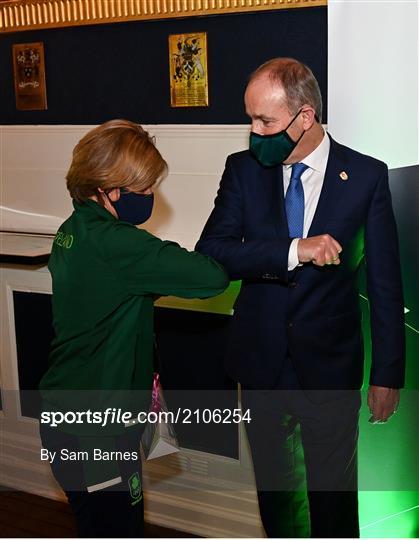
[288,238,301,271]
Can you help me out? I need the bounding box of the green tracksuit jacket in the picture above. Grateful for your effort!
[39,199,228,444]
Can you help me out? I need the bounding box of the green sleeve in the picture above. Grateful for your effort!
[100,222,229,298]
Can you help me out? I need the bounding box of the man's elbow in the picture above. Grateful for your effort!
[194,237,207,255]
[195,237,224,264]
[203,261,229,292]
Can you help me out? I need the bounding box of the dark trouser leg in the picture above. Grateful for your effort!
[40,424,145,538]
[298,391,361,538]
[255,490,309,539]
[307,491,359,539]
[242,388,310,538]
[66,485,144,538]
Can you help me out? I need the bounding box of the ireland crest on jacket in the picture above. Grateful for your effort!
[128,472,142,505]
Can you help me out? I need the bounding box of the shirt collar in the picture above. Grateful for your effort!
[284,129,330,175]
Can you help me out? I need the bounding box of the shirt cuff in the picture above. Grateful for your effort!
[288,238,300,271]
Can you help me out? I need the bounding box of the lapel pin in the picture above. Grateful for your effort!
[339,171,348,181]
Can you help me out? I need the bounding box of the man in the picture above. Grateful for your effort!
[196,58,405,537]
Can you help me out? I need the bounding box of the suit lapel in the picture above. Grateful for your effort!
[307,135,347,237]
[268,164,288,237]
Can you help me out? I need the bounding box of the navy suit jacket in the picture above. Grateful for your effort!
[196,135,405,391]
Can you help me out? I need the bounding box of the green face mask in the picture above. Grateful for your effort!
[249,109,304,167]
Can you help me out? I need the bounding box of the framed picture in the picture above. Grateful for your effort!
[12,42,47,111]
[169,32,208,108]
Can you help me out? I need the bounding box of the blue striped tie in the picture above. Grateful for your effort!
[285,162,308,238]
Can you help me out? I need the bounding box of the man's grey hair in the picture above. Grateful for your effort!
[249,57,323,123]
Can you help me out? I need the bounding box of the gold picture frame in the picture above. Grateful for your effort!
[12,41,48,110]
[169,32,208,108]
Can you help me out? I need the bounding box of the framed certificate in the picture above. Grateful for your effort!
[169,32,209,108]
[13,42,47,111]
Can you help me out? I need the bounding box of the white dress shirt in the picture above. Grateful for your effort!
[284,131,331,270]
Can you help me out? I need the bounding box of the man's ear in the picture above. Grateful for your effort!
[301,106,317,130]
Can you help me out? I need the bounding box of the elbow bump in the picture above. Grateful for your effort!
[213,272,230,291]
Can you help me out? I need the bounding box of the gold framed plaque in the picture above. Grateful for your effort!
[169,32,208,108]
[12,42,47,111]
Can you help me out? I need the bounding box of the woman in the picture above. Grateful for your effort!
[39,119,228,537]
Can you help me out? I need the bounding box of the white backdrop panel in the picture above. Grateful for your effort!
[328,0,419,169]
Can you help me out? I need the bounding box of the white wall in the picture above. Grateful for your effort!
[328,0,419,169]
[0,125,249,249]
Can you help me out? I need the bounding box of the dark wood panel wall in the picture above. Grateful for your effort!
[0,7,327,124]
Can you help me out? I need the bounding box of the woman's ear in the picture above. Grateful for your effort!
[98,187,120,202]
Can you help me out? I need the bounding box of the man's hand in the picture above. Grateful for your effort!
[297,235,342,266]
[367,385,400,424]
